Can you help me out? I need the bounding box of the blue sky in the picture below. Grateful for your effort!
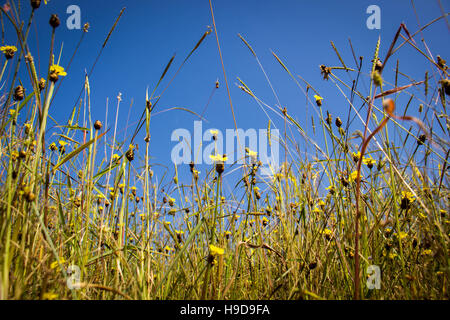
[4,0,449,185]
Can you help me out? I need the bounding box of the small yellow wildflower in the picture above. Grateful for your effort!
[314,94,323,106]
[164,246,174,254]
[209,154,228,162]
[312,207,322,213]
[422,249,432,256]
[322,228,333,240]
[389,252,398,260]
[0,45,17,53]
[245,147,258,158]
[0,45,17,59]
[352,151,361,163]
[363,157,376,169]
[50,258,66,269]
[209,244,225,256]
[398,231,408,240]
[401,191,415,203]
[349,171,358,183]
[50,64,67,77]
[42,292,58,300]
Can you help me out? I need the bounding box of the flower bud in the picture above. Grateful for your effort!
[49,14,61,28]
[30,0,41,9]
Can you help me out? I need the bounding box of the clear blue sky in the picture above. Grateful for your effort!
[5,0,449,186]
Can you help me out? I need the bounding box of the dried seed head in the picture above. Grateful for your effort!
[437,55,447,70]
[49,14,61,28]
[417,134,426,146]
[94,120,102,130]
[126,148,134,161]
[335,117,342,128]
[14,85,25,101]
[215,162,225,175]
[440,79,450,96]
[320,64,331,80]
[30,0,41,9]
[39,78,46,91]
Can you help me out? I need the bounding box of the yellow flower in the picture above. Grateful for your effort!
[401,191,415,203]
[209,154,228,162]
[0,45,17,53]
[245,148,258,158]
[312,207,322,213]
[58,140,68,146]
[349,171,358,183]
[398,231,408,240]
[314,95,323,106]
[112,154,120,161]
[363,157,376,168]
[42,292,58,300]
[164,246,174,253]
[210,129,219,135]
[9,109,16,117]
[422,249,432,256]
[50,64,67,77]
[318,200,326,207]
[50,258,66,269]
[352,151,361,162]
[209,244,225,256]
[1,45,17,59]
[49,142,57,151]
[389,252,398,260]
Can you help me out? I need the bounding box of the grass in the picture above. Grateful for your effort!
[0,0,448,300]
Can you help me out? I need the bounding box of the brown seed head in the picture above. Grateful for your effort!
[49,14,61,28]
[31,0,41,9]
[94,120,102,130]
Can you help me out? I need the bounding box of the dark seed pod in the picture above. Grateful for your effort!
[14,86,25,101]
[3,47,16,60]
[30,0,41,9]
[49,14,61,28]
[335,117,342,128]
[126,148,134,161]
[417,134,426,146]
[215,162,224,175]
[440,79,450,96]
[94,120,102,130]
[308,262,317,270]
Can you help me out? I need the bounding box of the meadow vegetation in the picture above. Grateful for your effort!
[0,0,448,300]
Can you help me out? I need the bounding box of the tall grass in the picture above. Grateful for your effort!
[0,1,448,300]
